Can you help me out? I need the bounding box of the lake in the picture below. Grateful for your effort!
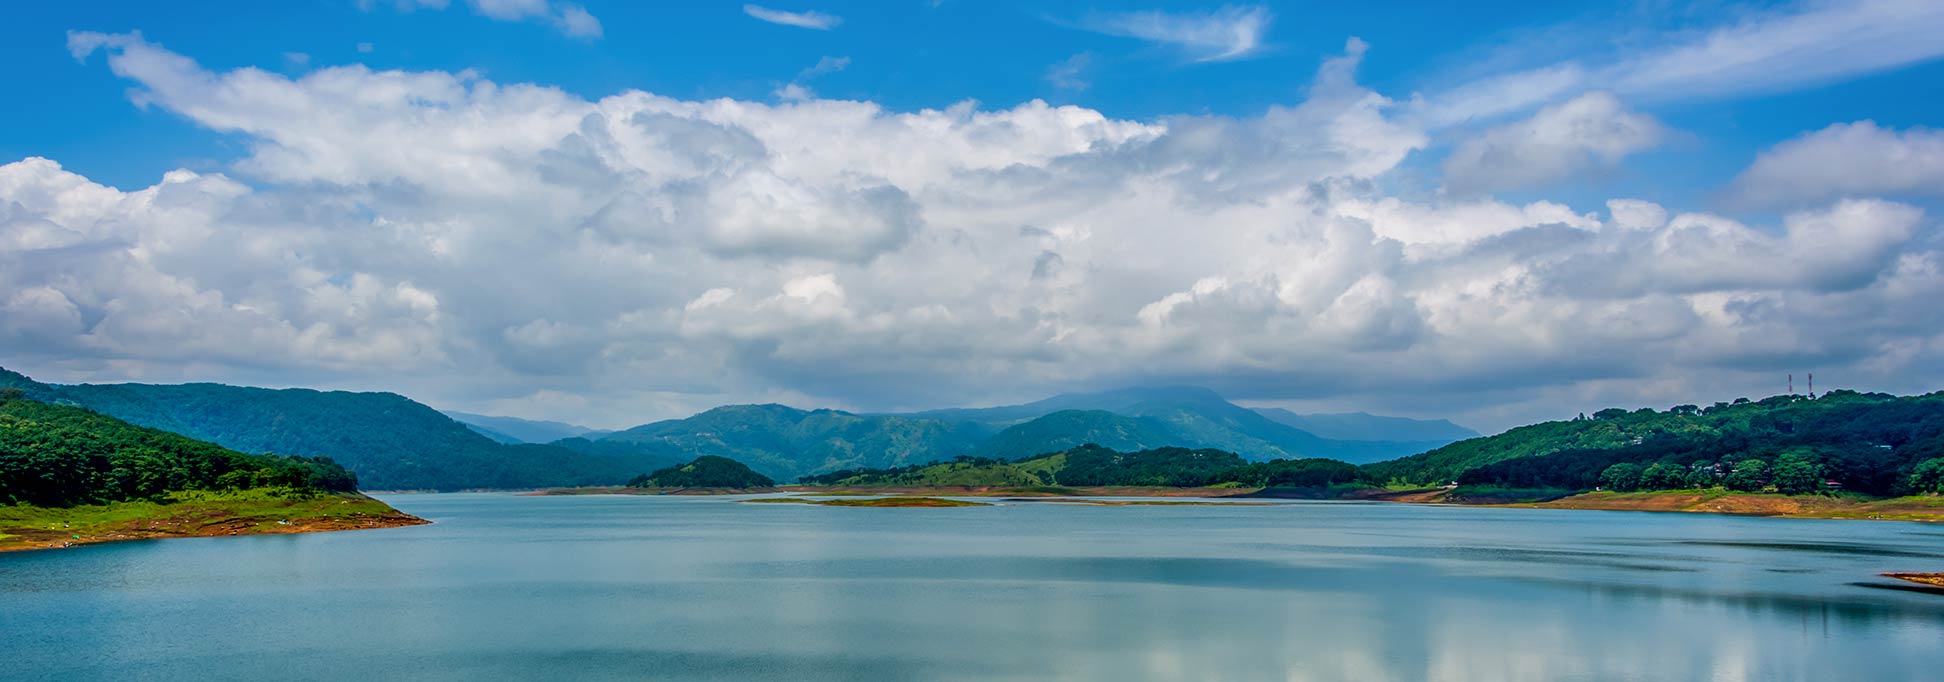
[3,493,1942,681]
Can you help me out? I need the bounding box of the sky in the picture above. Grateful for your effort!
[2,0,1943,433]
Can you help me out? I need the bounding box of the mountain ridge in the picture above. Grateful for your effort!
[1251,408,1480,442]
[444,411,612,445]
[1,367,670,491]
[1,365,1472,488]
[590,386,1469,480]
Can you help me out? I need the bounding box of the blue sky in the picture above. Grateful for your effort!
[13,0,1940,202]
[2,1,1943,430]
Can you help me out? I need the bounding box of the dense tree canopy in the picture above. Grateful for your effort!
[798,444,1374,490]
[628,456,776,489]
[0,392,358,507]
[1375,390,1944,495]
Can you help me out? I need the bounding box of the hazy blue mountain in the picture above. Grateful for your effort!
[460,423,524,445]
[906,385,1236,428]
[444,411,612,444]
[974,409,1177,458]
[0,367,55,400]
[2,366,663,491]
[599,404,991,482]
[904,386,1448,464]
[8,362,1466,488]
[592,386,1466,477]
[1251,408,1479,442]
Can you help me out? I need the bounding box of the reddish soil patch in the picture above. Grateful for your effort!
[1884,573,1944,588]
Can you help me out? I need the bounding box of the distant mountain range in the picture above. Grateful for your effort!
[1250,408,1478,442]
[1,367,676,491]
[444,411,612,445]
[0,366,1476,488]
[590,386,1468,480]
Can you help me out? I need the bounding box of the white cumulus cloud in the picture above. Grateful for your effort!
[1442,92,1665,194]
[1730,121,1944,207]
[10,31,1942,432]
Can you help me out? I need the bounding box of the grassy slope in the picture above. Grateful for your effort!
[0,489,425,552]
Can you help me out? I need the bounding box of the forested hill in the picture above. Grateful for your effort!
[0,391,358,507]
[3,367,676,491]
[598,388,1468,482]
[801,444,1367,489]
[0,367,54,400]
[899,386,1458,464]
[600,404,989,483]
[1365,390,1944,495]
[628,456,775,489]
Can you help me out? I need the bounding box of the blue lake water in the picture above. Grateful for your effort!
[3,493,1943,681]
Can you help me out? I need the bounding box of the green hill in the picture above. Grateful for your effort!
[801,444,1368,489]
[1366,391,1944,495]
[3,367,667,491]
[0,390,356,506]
[906,386,1454,463]
[974,410,1175,457]
[601,404,989,482]
[11,367,1469,488]
[591,387,1467,481]
[627,455,775,489]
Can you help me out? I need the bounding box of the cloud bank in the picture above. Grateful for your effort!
[9,31,1941,431]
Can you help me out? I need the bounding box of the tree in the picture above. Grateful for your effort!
[1724,459,1769,492]
[1909,458,1944,494]
[1592,408,1629,420]
[1600,463,1644,492]
[1685,461,1720,489]
[1641,462,1686,490]
[1770,452,1824,495]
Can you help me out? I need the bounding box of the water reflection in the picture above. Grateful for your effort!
[1,494,1940,682]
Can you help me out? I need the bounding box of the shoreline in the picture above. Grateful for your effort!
[527,484,1944,522]
[1474,490,1944,522]
[528,484,1259,498]
[0,492,428,554]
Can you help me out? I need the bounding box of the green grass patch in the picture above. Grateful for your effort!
[1,488,412,551]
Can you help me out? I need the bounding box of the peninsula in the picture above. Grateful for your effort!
[0,390,424,552]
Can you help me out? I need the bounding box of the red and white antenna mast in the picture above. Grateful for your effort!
[1808,373,1814,398]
